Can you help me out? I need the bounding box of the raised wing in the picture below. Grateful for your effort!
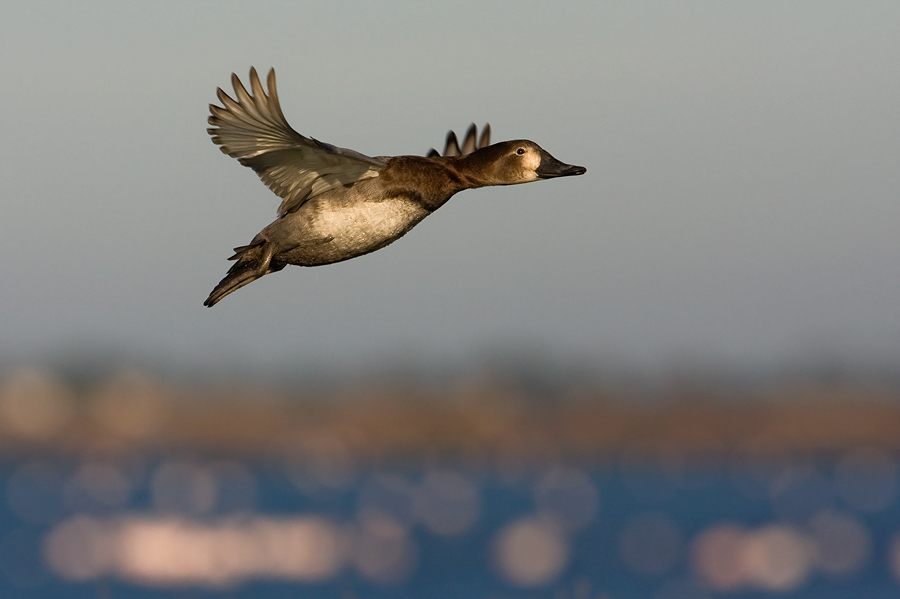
[208,68,386,216]
[426,123,491,157]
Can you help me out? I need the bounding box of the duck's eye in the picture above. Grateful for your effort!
[516,148,525,156]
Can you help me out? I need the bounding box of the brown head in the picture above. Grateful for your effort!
[455,140,586,187]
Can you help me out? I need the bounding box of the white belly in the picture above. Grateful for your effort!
[312,197,430,253]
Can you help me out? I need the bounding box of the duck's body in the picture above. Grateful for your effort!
[204,68,585,307]
[268,188,430,266]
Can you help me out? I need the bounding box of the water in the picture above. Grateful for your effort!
[2,453,900,598]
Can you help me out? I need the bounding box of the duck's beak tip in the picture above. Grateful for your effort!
[536,155,587,178]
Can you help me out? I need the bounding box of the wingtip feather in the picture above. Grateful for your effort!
[461,123,478,155]
[479,123,491,148]
[444,130,461,157]
[249,67,266,98]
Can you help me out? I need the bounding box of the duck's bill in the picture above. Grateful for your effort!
[536,152,587,178]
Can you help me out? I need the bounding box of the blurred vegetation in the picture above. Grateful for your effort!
[2,353,899,461]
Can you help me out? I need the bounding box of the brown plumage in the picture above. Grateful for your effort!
[204,68,586,307]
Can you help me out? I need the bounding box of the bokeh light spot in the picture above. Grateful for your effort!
[533,466,598,531]
[0,369,74,440]
[808,509,871,577]
[492,517,569,587]
[414,469,480,536]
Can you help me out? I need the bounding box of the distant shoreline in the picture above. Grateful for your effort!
[2,368,898,460]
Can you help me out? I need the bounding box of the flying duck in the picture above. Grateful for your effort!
[204,68,586,306]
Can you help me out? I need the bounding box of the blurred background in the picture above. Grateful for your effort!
[1,1,899,598]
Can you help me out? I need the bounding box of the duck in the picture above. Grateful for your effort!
[204,67,586,307]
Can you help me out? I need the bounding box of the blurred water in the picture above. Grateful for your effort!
[3,454,900,598]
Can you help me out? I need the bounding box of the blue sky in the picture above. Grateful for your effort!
[1,1,898,373]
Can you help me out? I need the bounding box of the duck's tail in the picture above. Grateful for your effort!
[204,241,281,307]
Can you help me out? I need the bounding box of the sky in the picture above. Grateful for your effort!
[1,1,898,376]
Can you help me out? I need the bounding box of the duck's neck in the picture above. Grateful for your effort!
[452,153,495,189]
[382,156,490,212]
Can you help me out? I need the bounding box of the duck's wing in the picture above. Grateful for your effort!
[426,123,491,157]
[208,68,387,217]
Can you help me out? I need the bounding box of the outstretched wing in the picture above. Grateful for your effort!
[426,123,491,157]
[208,68,387,216]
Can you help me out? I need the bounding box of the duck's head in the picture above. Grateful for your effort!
[463,140,586,186]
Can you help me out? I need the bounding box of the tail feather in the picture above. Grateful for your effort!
[204,241,279,307]
[204,262,264,307]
